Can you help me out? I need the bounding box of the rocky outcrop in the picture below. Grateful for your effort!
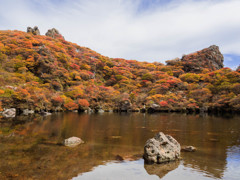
[119,100,132,111]
[2,108,16,118]
[63,137,84,147]
[27,26,40,35]
[182,45,224,73]
[45,28,64,39]
[143,132,181,164]
[166,45,224,73]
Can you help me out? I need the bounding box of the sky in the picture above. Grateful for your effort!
[0,0,239,69]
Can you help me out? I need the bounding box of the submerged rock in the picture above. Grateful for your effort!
[143,132,181,164]
[2,108,16,118]
[63,137,84,147]
[181,146,196,152]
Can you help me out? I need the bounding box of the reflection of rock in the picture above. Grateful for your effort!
[2,108,16,118]
[144,160,180,178]
[23,109,35,116]
[63,137,84,147]
[181,146,196,152]
[114,154,142,161]
[40,111,52,116]
[143,132,181,164]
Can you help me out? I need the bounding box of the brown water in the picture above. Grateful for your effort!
[0,112,240,180]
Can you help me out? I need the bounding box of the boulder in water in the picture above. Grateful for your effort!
[63,137,84,147]
[143,132,181,164]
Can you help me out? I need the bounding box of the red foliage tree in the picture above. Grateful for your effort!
[159,101,168,107]
[78,99,89,108]
[64,101,78,111]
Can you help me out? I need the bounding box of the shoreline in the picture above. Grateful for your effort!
[1,106,240,119]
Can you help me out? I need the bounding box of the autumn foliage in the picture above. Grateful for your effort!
[0,30,239,113]
[78,99,89,109]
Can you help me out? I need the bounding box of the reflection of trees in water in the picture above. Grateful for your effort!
[1,113,240,179]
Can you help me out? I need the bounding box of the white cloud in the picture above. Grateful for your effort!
[0,0,240,63]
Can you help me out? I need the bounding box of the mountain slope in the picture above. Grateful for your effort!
[0,30,239,114]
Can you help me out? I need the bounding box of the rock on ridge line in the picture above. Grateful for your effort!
[166,45,224,73]
[45,28,64,39]
[27,26,40,35]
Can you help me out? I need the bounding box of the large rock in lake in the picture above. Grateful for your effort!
[63,137,84,147]
[143,132,181,164]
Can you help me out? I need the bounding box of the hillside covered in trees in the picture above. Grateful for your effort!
[0,29,240,115]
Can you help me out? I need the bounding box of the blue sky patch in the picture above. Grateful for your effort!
[223,54,240,70]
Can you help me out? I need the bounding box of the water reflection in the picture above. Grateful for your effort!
[223,145,240,180]
[0,112,240,179]
[144,161,180,178]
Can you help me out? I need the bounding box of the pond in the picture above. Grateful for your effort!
[0,112,240,180]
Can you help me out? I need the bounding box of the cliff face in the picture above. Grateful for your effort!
[166,45,224,73]
[181,45,224,73]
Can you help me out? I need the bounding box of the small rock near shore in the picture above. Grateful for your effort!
[143,132,181,164]
[2,108,16,118]
[181,146,196,152]
[63,137,84,147]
